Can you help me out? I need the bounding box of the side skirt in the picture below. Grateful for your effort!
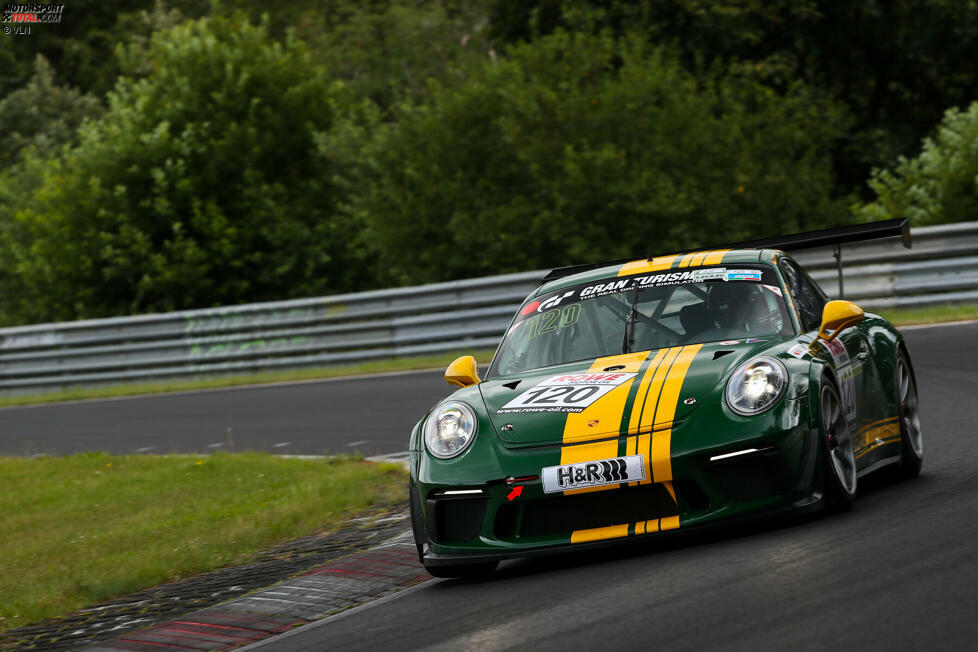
[858,453,901,478]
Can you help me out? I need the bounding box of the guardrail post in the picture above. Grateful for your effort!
[834,243,844,299]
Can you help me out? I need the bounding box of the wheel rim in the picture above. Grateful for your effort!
[898,358,923,457]
[821,384,857,495]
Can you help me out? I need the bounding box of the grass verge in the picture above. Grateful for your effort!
[0,349,497,409]
[0,452,407,633]
[878,303,978,326]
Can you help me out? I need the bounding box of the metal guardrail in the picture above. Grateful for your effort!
[1,222,976,394]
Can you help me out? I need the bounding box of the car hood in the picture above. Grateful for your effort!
[480,340,775,446]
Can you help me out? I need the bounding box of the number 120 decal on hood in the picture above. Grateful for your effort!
[496,372,637,414]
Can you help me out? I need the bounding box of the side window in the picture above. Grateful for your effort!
[780,259,826,332]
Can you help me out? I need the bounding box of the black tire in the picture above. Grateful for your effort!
[423,561,499,579]
[894,349,923,479]
[819,375,857,511]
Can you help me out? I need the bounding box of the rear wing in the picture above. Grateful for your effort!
[714,217,911,252]
[541,218,911,298]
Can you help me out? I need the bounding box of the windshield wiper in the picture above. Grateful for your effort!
[622,283,639,354]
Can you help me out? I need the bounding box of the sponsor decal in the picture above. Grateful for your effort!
[718,339,741,345]
[762,284,783,297]
[725,268,762,281]
[520,300,541,315]
[542,455,645,493]
[818,338,860,423]
[745,338,766,344]
[580,279,631,298]
[513,267,773,331]
[497,372,637,414]
[787,342,809,359]
[519,291,575,315]
[690,268,726,282]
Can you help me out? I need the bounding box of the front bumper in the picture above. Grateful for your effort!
[413,396,820,565]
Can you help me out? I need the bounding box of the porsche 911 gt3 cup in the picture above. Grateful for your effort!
[409,220,922,577]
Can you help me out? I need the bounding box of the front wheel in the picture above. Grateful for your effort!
[820,377,857,511]
[894,351,923,479]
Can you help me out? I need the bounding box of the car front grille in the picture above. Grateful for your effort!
[494,483,678,540]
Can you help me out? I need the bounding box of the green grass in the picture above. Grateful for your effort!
[0,349,497,409]
[877,303,978,326]
[0,452,407,633]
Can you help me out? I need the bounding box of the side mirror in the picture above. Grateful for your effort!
[817,300,864,341]
[445,355,481,387]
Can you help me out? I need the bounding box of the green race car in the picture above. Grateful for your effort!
[409,222,922,577]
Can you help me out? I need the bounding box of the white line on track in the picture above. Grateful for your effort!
[346,440,369,447]
[898,318,978,330]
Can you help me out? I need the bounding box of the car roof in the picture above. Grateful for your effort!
[534,248,782,296]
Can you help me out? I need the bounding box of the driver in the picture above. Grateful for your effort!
[706,282,767,332]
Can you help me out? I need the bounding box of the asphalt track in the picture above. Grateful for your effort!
[256,321,976,651]
[0,369,457,457]
[4,322,978,651]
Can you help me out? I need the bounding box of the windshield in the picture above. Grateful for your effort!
[489,265,792,377]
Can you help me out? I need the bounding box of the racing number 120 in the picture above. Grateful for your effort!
[520,385,600,405]
[527,303,581,339]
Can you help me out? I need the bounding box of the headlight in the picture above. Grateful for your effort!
[424,401,478,459]
[725,356,787,416]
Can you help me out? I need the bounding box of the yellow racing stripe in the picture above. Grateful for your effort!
[650,344,703,484]
[617,255,681,277]
[564,346,700,541]
[627,349,668,435]
[703,249,731,265]
[570,524,630,544]
[660,516,680,531]
[561,352,649,494]
[636,347,682,484]
[688,251,710,266]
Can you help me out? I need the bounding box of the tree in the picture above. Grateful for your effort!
[0,15,355,324]
[0,55,102,167]
[487,1,978,195]
[859,101,978,226]
[343,30,850,287]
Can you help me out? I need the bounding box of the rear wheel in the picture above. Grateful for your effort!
[423,560,499,579]
[895,351,923,478]
[820,377,857,511]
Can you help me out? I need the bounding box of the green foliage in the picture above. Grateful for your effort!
[0,56,102,167]
[0,0,207,97]
[301,0,493,110]
[0,0,975,326]
[345,31,850,286]
[0,15,354,323]
[860,102,978,225]
[488,1,978,193]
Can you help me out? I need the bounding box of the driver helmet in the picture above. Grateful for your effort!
[706,282,765,330]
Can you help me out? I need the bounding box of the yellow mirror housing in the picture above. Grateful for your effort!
[445,355,481,387]
[817,300,865,341]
